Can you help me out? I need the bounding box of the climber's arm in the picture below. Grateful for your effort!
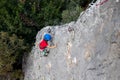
[47,44,56,49]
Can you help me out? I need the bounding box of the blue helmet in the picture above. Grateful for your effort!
[43,33,52,41]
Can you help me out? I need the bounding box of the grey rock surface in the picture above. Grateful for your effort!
[23,0,120,80]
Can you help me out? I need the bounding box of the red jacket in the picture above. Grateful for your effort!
[39,39,48,50]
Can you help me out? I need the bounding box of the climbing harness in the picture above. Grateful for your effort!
[40,48,49,56]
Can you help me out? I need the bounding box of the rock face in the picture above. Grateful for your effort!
[23,0,120,80]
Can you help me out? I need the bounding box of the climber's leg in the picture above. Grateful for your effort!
[43,48,49,56]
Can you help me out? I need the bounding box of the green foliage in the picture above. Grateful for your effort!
[61,0,85,23]
[0,0,24,32]
[23,0,63,27]
[0,32,25,78]
[11,69,24,80]
[40,1,61,25]
[62,6,83,23]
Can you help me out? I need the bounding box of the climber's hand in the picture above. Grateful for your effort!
[54,43,57,47]
[47,44,57,48]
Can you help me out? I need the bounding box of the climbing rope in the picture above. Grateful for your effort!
[79,0,109,20]
[96,0,108,6]
[79,0,96,19]
[47,27,55,46]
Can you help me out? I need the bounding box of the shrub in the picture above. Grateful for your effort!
[62,6,83,23]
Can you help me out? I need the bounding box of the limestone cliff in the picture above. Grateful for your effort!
[23,0,120,80]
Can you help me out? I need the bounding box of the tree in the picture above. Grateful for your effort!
[0,31,25,79]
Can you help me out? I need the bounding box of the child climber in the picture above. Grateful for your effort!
[38,33,56,56]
